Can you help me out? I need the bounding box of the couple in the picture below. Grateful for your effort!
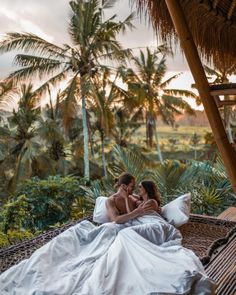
[0,174,215,295]
[107,172,162,224]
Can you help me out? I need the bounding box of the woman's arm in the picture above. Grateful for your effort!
[144,199,162,215]
[106,198,154,224]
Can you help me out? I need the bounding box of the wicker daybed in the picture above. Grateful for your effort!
[1,214,236,294]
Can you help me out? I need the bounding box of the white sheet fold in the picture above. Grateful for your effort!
[0,214,215,295]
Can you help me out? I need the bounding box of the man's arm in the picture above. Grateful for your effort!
[129,195,142,209]
[106,198,154,224]
[125,195,139,213]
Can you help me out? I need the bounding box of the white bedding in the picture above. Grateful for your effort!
[0,214,215,294]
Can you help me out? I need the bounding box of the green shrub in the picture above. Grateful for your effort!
[0,231,9,247]
[0,229,35,248]
[0,176,94,232]
[1,194,32,232]
[7,230,34,244]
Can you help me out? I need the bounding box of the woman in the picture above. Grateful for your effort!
[0,176,214,294]
[137,180,161,211]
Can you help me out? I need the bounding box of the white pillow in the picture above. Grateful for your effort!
[162,193,191,227]
[93,196,110,223]
[93,193,191,227]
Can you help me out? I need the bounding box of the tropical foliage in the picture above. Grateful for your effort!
[0,176,94,233]
[0,0,235,248]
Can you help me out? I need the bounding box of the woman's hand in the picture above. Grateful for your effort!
[121,185,129,198]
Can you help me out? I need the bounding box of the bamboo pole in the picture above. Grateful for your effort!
[165,0,236,195]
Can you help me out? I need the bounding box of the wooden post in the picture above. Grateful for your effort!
[165,0,236,195]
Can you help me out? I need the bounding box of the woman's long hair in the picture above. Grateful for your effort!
[141,180,161,206]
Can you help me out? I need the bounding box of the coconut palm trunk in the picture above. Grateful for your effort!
[146,113,155,147]
[194,149,197,160]
[82,96,90,179]
[100,130,108,178]
[86,111,95,157]
[154,120,164,164]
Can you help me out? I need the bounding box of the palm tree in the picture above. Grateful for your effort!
[0,0,134,179]
[0,84,43,192]
[112,106,143,146]
[120,47,196,163]
[190,132,201,160]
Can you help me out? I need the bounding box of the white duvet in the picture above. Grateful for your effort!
[0,214,215,295]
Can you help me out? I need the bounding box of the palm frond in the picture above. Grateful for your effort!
[153,56,167,85]
[108,144,148,184]
[0,32,68,58]
[8,62,62,84]
[204,65,220,78]
[151,160,187,202]
[9,139,39,193]
[164,89,198,99]
[13,54,66,68]
[0,80,19,110]
[102,0,119,9]
[160,73,182,89]
[33,70,68,98]
[161,94,195,115]
[60,75,80,132]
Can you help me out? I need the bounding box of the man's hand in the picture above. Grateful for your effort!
[135,200,162,217]
[134,202,154,216]
[156,206,162,215]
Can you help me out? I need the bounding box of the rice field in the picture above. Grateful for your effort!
[133,125,211,146]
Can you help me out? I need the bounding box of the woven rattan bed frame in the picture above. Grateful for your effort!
[1,214,236,294]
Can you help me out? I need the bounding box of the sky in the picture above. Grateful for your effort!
[0,0,211,110]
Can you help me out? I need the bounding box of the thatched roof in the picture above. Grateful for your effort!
[135,0,236,68]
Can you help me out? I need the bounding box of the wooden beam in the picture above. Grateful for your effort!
[210,83,236,96]
[210,89,236,96]
[214,96,236,107]
[165,0,236,196]
[218,207,236,221]
[216,100,236,107]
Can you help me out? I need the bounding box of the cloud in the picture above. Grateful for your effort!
[0,6,17,21]
[0,0,188,80]
[0,0,70,44]
[19,19,53,42]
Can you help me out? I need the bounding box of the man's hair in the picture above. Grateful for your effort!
[114,172,135,188]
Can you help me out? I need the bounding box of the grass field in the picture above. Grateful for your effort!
[131,125,212,161]
[133,125,211,146]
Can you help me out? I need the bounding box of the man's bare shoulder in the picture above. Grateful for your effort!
[106,195,116,204]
